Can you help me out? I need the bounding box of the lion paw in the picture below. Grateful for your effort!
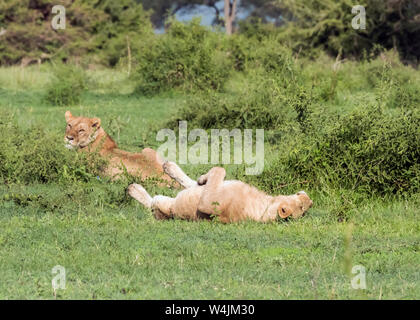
[197,174,208,186]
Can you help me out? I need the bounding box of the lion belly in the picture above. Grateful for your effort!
[171,186,205,220]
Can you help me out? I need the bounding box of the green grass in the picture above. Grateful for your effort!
[0,65,419,299]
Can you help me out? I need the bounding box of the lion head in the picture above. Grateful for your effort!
[64,111,101,150]
[277,191,313,219]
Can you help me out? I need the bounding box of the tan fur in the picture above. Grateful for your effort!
[128,162,313,223]
[64,111,174,184]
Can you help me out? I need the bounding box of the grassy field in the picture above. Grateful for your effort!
[0,65,419,299]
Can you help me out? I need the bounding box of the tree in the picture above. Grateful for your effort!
[224,0,238,34]
[141,0,246,33]
[271,0,420,63]
[240,0,286,25]
[141,0,224,28]
[141,0,284,34]
[0,0,152,66]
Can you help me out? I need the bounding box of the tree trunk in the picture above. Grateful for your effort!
[224,0,237,35]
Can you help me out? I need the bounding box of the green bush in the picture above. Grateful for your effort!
[0,112,104,184]
[371,59,420,110]
[165,41,307,133]
[226,35,296,79]
[133,19,231,95]
[225,35,253,72]
[166,74,310,132]
[44,63,88,106]
[388,83,420,110]
[259,105,420,196]
[238,18,279,41]
[252,39,296,79]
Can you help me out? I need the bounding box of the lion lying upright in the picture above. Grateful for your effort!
[128,162,313,223]
[64,111,174,184]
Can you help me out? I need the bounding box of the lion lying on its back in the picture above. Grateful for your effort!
[64,111,173,184]
[128,162,313,223]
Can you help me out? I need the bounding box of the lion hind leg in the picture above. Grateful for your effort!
[151,195,175,220]
[197,167,226,215]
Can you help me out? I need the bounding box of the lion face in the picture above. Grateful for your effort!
[277,191,313,219]
[64,111,101,150]
[293,191,313,218]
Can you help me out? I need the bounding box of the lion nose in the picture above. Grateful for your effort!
[66,136,74,141]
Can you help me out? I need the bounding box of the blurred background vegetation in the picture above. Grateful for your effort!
[0,0,419,67]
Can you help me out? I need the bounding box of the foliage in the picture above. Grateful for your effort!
[133,19,231,95]
[0,0,153,66]
[226,34,297,75]
[92,0,154,67]
[1,0,419,67]
[259,104,420,196]
[272,0,420,63]
[45,63,89,106]
[165,68,312,132]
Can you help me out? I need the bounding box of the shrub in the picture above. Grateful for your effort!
[259,105,420,196]
[252,39,296,79]
[166,73,311,132]
[133,19,231,95]
[372,59,420,110]
[388,83,420,110]
[225,35,254,71]
[238,18,279,41]
[44,63,88,106]
[226,34,296,80]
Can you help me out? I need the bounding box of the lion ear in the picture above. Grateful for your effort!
[91,117,101,128]
[65,111,73,122]
[278,204,292,219]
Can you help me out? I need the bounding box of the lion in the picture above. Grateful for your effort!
[128,161,313,223]
[64,111,174,184]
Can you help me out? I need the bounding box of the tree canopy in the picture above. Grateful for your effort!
[0,0,152,66]
[0,0,418,66]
